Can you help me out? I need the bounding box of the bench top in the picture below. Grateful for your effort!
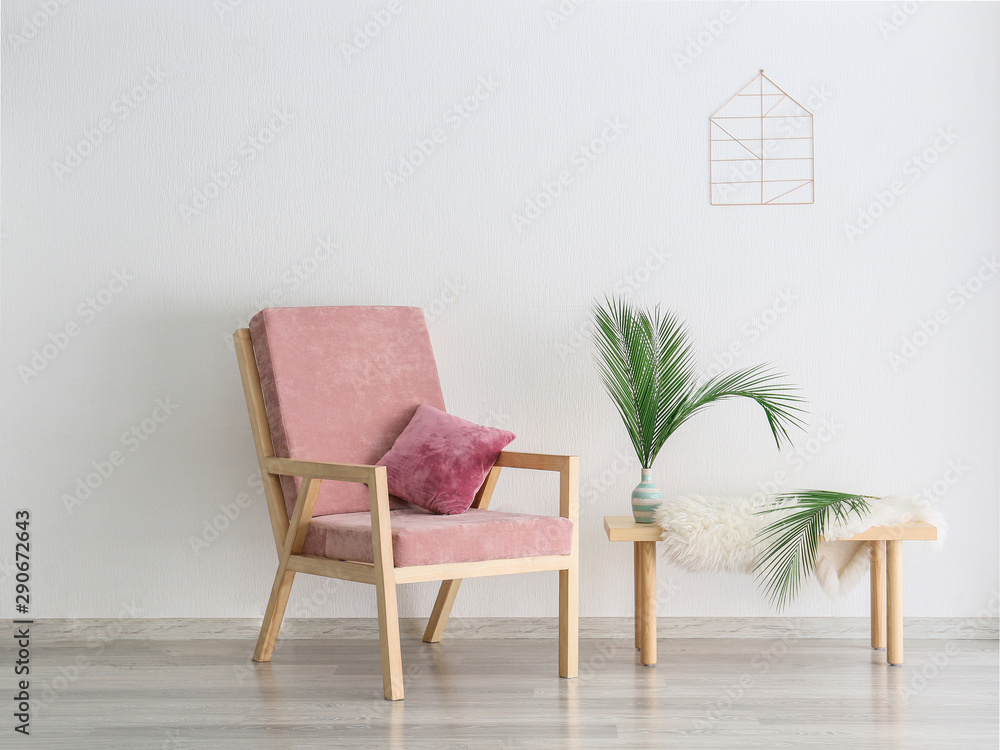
[603,515,938,543]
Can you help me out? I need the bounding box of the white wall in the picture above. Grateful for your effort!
[3,0,998,621]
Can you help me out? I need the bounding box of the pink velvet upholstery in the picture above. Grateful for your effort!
[378,404,515,515]
[249,306,446,517]
[302,507,573,566]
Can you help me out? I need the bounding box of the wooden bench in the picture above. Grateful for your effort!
[603,516,938,666]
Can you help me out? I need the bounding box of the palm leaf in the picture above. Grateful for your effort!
[753,490,875,609]
[592,297,806,468]
[593,299,651,463]
[669,364,808,452]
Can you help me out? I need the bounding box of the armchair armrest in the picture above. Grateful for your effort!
[491,452,579,526]
[494,451,576,472]
[264,457,380,485]
[262,458,395,570]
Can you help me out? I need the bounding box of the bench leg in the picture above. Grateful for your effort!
[637,540,657,665]
[870,540,886,650]
[886,540,904,665]
[634,543,641,650]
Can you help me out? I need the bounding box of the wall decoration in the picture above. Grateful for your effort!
[710,71,814,205]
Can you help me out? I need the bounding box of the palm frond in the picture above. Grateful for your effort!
[753,490,875,609]
[592,298,652,464]
[669,364,807,452]
[592,297,806,468]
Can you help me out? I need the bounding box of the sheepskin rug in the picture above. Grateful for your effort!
[654,494,946,597]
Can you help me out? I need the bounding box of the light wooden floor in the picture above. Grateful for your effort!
[11,636,998,749]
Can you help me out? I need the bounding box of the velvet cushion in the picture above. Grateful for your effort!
[302,507,573,566]
[377,405,515,515]
[249,306,446,517]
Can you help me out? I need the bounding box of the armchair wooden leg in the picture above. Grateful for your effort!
[375,571,404,700]
[870,540,887,650]
[254,477,321,663]
[559,564,579,678]
[253,566,295,662]
[370,466,403,700]
[559,455,579,679]
[423,579,462,643]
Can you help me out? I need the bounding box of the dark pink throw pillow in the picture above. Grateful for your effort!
[377,405,515,515]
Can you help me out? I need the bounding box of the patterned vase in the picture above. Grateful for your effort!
[631,468,662,524]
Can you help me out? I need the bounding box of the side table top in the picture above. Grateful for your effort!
[604,516,664,542]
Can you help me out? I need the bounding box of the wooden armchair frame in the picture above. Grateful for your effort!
[234,329,579,700]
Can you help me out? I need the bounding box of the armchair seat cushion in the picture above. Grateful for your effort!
[302,507,573,567]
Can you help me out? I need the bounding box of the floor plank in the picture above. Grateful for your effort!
[5,636,997,748]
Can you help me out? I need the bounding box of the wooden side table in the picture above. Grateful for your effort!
[603,515,937,666]
[604,516,663,665]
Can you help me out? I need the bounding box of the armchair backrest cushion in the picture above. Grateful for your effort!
[249,306,446,517]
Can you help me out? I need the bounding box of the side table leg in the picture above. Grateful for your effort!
[870,540,886,649]
[886,540,903,665]
[638,540,657,666]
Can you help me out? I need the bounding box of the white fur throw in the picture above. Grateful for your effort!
[654,495,946,597]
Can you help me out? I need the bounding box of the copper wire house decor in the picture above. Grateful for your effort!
[710,71,814,205]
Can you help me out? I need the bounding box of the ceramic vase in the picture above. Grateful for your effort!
[631,468,662,524]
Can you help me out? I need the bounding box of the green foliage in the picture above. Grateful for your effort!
[754,491,875,609]
[592,297,806,469]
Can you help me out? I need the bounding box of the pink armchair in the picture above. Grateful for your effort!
[234,306,579,700]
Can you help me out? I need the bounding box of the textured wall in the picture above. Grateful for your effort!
[3,0,998,620]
